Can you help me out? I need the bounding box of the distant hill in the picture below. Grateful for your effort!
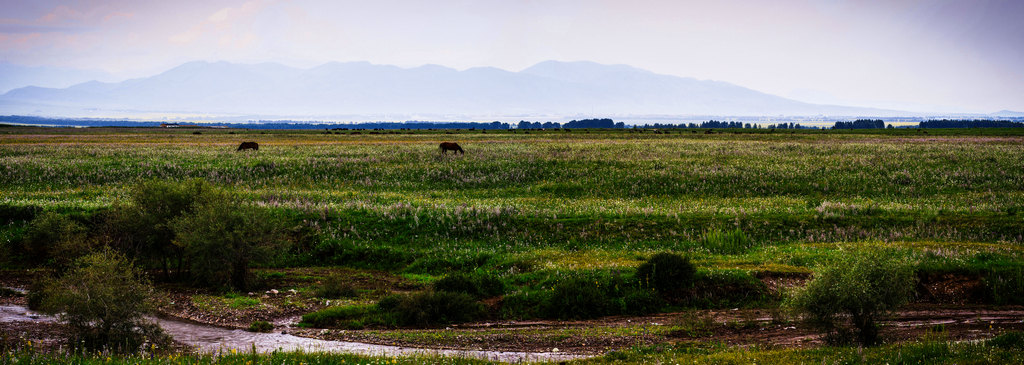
[991,110,1024,117]
[1,60,903,118]
[0,62,115,94]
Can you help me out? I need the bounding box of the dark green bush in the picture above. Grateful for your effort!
[103,179,216,278]
[621,289,665,315]
[685,270,769,308]
[433,272,505,299]
[0,203,40,223]
[989,331,1024,350]
[391,291,485,327]
[984,266,1024,305]
[21,211,91,270]
[316,274,359,299]
[636,252,696,296]
[376,294,403,311]
[300,305,376,328]
[171,191,284,290]
[248,321,273,333]
[37,248,170,352]
[543,278,610,320]
[787,249,917,346]
[499,291,546,319]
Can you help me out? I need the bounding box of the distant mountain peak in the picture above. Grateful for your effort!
[1,59,904,118]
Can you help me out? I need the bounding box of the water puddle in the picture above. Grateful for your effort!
[0,304,584,362]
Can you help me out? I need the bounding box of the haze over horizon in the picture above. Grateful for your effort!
[1,0,1023,114]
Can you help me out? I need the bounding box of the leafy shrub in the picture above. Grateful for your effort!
[300,305,376,328]
[248,321,274,333]
[37,248,170,352]
[989,331,1024,350]
[787,249,917,346]
[0,203,40,223]
[684,270,769,308]
[543,278,610,320]
[984,266,1024,305]
[499,291,546,319]
[621,289,665,315]
[433,272,505,299]
[103,179,216,278]
[376,294,402,311]
[636,253,696,296]
[21,211,92,271]
[391,291,485,327]
[171,191,284,290]
[316,274,359,299]
[700,229,755,254]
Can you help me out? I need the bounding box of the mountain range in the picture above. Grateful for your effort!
[0,60,965,118]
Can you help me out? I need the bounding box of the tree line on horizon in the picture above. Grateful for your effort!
[2,115,1022,130]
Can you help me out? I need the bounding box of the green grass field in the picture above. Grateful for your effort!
[2,126,1023,363]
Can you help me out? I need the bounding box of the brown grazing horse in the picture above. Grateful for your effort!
[237,141,259,151]
[439,142,464,155]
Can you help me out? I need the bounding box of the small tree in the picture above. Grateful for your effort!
[104,179,215,279]
[38,248,168,352]
[636,252,696,298]
[21,211,91,271]
[788,249,917,346]
[171,191,282,290]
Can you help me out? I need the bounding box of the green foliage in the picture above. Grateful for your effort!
[989,331,1024,350]
[700,229,755,254]
[36,248,170,352]
[247,321,273,333]
[315,274,359,299]
[984,266,1024,305]
[103,179,215,277]
[20,211,92,270]
[300,305,378,328]
[685,270,769,308]
[390,291,485,327]
[635,252,696,296]
[432,272,505,299]
[171,190,284,290]
[787,249,917,346]
[543,278,609,320]
[228,296,260,309]
[0,203,40,223]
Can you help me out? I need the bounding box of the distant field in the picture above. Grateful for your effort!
[2,126,1022,273]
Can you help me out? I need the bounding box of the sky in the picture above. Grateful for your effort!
[1,0,1022,113]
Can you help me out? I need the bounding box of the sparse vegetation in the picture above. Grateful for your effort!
[787,249,918,346]
[36,248,170,352]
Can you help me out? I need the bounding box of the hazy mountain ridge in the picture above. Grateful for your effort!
[1,60,902,117]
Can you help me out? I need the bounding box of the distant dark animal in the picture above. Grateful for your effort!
[237,141,259,151]
[439,142,464,155]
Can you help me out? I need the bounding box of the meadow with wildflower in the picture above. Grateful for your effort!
[2,126,1024,362]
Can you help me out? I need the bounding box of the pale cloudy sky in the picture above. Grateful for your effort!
[1,0,1022,112]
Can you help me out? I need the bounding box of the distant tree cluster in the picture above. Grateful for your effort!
[318,121,512,130]
[767,122,811,129]
[636,120,754,129]
[833,119,886,129]
[919,119,1024,128]
[562,118,624,129]
[517,121,562,129]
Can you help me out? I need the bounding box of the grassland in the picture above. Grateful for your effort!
[1,126,1023,363]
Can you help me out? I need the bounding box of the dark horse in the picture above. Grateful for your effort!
[439,142,464,155]
[237,141,259,151]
